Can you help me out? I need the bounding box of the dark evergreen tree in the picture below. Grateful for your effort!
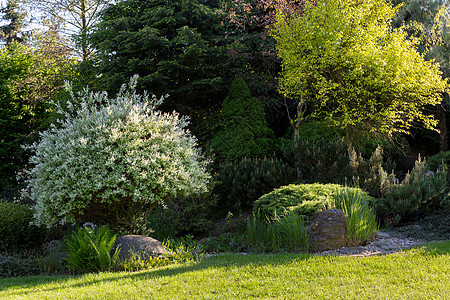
[89,0,228,135]
[0,0,26,45]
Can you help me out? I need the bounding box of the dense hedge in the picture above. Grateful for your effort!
[0,201,48,251]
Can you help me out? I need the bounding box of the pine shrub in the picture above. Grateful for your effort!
[214,157,297,214]
[283,138,353,184]
[426,151,450,172]
[376,157,448,226]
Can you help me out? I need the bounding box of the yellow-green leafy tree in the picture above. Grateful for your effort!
[273,0,448,152]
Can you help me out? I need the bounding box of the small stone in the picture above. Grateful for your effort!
[374,240,399,251]
[339,247,365,255]
[376,231,391,239]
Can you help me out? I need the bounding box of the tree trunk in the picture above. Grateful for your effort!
[345,125,353,158]
[438,102,448,152]
[81,0,88,61]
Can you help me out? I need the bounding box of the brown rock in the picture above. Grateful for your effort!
[308,209,347,251]
[114,235,168,261]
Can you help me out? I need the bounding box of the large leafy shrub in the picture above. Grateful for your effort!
[376,157,448,226]
[206,77,274,162]
[65,226,120,273]
[214,157,297,213]
[0,201,48,251]
[26,76,210,234]
[253,183,374,221]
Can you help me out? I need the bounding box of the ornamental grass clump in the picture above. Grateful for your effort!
[26,76,210,234]
[332,186,378,244]
[247,214,309,252]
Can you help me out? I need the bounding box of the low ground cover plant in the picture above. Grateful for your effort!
[253,183,372,221]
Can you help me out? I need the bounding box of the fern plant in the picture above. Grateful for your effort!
[65,226,120,273]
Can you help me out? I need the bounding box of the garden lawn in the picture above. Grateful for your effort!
[0,241,449,300]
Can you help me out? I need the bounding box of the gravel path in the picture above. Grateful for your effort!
[314,231,426,257]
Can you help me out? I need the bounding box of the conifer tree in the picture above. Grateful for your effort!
[207,77,274,162]
[0,0,26,45]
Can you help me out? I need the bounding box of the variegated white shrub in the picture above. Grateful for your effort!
[26,76,210,234]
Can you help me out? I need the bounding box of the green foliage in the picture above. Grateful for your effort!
[214,156,297,214]
[89,0,227,137]
[273,0,448,144]
[38,240,67,275]
[0,41,74,200]
[427,151,450,172]
[333,187,378,244]
[0,253,41,278]
[376,157,448,226]
[64,226,120,273]
[395,211,450,241]
[349,146,397,198]
[0,201,48,251]
[199,234,248,253]
[26,77,210,234]
[253,183,370,221]
[283,137,352,184]
[147,190,217,240]
[0,0,26,45]
[296,120,344,147]
[247,214,309,252]
[207,78,275,162]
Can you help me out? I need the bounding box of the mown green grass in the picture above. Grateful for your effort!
[1,241,449,300]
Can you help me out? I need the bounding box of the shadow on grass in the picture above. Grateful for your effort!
[0,252,313,294]
[411,240,450,255]
[2,240,449,297]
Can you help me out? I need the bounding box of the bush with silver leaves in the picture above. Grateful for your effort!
[26,76,210,234]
